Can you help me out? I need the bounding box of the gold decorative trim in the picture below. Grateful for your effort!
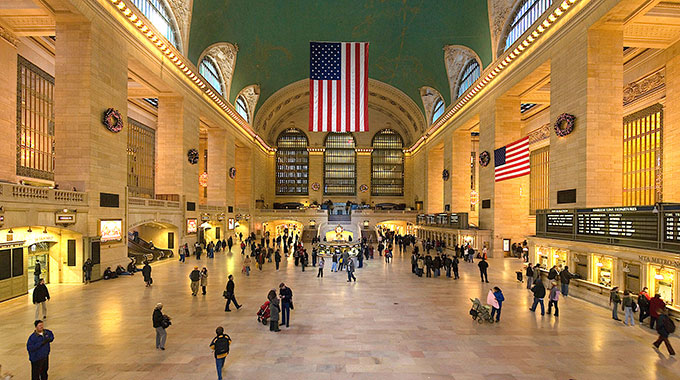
[0,23,18,46]
[528,123,551,145]
[623,69,665,106]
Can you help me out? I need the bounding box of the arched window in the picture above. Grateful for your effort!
[431,98,445,123]
[235,95,249,122]
[131,0,180,49]
[456,59,481,99]
[324,132,356,195]
[199,57,223,96]
[371,129,404,196]
[503,0,553,52]
[276,129,309,195]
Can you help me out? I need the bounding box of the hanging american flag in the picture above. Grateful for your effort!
[494,136,530,182]
[309,42,369,132]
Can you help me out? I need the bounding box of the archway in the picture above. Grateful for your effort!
[128,221,178,264]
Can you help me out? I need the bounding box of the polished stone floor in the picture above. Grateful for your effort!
[1,245,678,379]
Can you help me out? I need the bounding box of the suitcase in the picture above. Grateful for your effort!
[516,271,523,283]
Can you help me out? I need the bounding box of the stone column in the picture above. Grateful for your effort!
[0,34,17,183]
[549,25,623,207]
[234,145,252,209]
[357,152,371,204]
[207,128,227,207]
[443,136,453,210]
[308,151,323,204]
[426,144,444,212]
[54,16,128,270]
[663,40,680,202]
[450,130,471,213]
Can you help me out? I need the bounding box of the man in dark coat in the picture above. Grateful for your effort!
[27,319,54,380]
[33,279,50,320]
[478,258,489,283]
[142,261,152,287]
[653,307,676,355]
[530,281,546,315]
[224,275,242,312]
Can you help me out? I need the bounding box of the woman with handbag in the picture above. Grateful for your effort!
[152,303,169,350]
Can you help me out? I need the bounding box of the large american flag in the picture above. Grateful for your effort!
[309,42,369,132]
[494,137,530,182]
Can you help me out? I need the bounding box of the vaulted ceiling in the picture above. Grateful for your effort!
[188,0,492,116]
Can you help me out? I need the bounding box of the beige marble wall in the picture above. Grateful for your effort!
[664,40,680,202]
[450,130,471,213]
[234,145,252,209]
[426,144,444,213]
[207,128,227,206]
[0,37,17,183]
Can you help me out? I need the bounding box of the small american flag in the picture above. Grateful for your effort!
[494,137,530,182]
[309,42,369,132]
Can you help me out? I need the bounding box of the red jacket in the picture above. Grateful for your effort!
[649,297,666,318]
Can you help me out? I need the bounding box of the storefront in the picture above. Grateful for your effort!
[536,246,550,268]
[593,256,614,288]
[552,248,568,268]
[651,266,676,306]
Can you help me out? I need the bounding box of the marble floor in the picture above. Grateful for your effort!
[0,246,678,380]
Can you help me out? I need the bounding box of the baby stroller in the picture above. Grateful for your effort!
[256,300,270,325]
[469,298,494,324]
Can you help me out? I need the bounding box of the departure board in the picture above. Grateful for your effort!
[663,209,680,242]
[576,207,658,241]
[546,211,574,234]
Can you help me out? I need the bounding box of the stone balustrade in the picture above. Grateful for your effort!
[1,183,87,205]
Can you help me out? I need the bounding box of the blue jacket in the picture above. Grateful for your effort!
[493,291,505,308]
[27,329,54,362]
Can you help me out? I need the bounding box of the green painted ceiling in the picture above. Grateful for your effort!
[188,0,492,115]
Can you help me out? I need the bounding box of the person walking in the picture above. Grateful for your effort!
[189,266,201,296]
[152,303,168,350]
[279,283,293,328]
[490,287,504,322]
[653,307,676,356]
[142,261,152,287]
[34,260,41,287]
[649,294,666,329]
[639,287,651,323]
[547,282,560,317]
[83,259,93,284]
[347,256,357,282]
[609,287,622,321]
[274,249,281,271]
[478,258,489,283]
[331,252,338,272]
[224,275,242,312]
[200,267,208,295]
[179,244,186,263]
[622,290,635,326]
[209,326,232,380]
[26,319,54,380]
[559,266,573,297]
[227,236,233,253]
[317,256,325,278]
[33,279,50,320]
[525,264,534,290]
[268,290,281,332]
[452,255,459,279]
[243,255,252,276]
[529,280,546,315]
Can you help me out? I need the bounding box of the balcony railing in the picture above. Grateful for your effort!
[1,183,87,205]
[128,196,180,209]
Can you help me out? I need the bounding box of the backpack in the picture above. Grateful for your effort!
[663,316,676,334]
[631,301,638,312]
[213,334,230,355]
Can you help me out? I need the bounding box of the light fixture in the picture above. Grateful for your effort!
[553,253,560,258]
[655,273,664,280]
[596,261,604,267]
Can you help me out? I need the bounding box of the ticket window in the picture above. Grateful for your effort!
[652,267,675,306]
[552,249,567,269]
[536,247,549,268]
[595,256,614,288]
[574,253,589,281]
[624,263,641,294]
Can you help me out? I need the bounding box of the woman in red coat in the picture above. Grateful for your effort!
[649,294,666,330]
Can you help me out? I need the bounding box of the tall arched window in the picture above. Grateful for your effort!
[431,98,445,124]
[235,95,249,122]
[503,0,553,52]
[131,0,180,49]
[199,57,223,96]
[371,129,404,196]
[324,132,356,195]
[457,59,481,99]
[276,129,309,195]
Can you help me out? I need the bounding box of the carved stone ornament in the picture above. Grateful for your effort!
[238,84,261,122]
[444,45,479,101]
[166,0,193,52]
[201,43,238,98]
[623,69,665,105]
[0,23,18,46]
[528,123,551,145]
[487,0,515,58]
[419,86,443,125]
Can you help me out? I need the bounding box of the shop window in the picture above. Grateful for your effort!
[456,60,480,99]
[127,118,155,198]
[536,246,549,268]
[17,56,55,181]
[276,128,309,195]
[530,146,549,214]
[552,248,567,269]
[623,104,662,206]
[574,253,588,280]
[624,263,640,294]
[130,0,180,49]
[653,267,674,305]
[371,129,404,196]
[12,248,23,277]
[502,0,553,52]
[67,240,76,267]
[324,132,356,195]
[0,249,10,280]
[595,256,613,288]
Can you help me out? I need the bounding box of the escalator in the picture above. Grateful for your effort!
[128,232,174,264]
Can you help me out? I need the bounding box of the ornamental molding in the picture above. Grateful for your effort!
[528,123,551,145]
[166,0,193,54]
[237,84,260,122]
[419,86,443,125]
[623,68,665,106]
[199,42,238,99]
[0,22,18,46]
[444,45,481,101]
[487,0,515,59]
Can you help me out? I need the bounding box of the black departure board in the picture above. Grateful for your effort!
[546,211,574,234]
[663,205,680,242]
[576,207,658,241]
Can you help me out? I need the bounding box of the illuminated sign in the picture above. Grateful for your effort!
[228,218,235,230]
[100,220,123,242]
[187,218,198,234]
